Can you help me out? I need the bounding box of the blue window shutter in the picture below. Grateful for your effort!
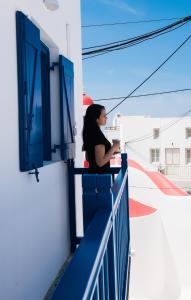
[41,42,52,161]
[16,11,43,171]
[59,55,75,160]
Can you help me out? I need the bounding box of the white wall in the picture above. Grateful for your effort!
[129,166,191,292]
[0,1,83,299]
[107,115,191,168]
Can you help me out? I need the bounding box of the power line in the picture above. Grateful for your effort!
[82,17,182,28]
[127,109,191,143]
[93,88,191,102]
[82,22,187,60]
[129,185,190,190]
[126,107,191,144]
[107,32,191,115]
[82,16,191,56]
[83,21,185,50]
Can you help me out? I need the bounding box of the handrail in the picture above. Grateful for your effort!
[51,153,130,300]
[50,210,112,300]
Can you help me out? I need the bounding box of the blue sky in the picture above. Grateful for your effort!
[81,0,191,123]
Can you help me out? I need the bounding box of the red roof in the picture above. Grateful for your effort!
[83,93,94,106]
[129,198,157,217]
[128,159,188,196]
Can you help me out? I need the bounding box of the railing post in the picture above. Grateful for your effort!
[121,153,127,173]
[121,152,131,300]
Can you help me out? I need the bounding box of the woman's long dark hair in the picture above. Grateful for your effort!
[82,104,105,151]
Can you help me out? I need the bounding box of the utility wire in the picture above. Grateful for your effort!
[83,22,187,60]
[82,16,191,55]
[126,107,191,144]
[82,17,182,28]
[83,22,182,50]
[128,110,191,143]
[93,88,191,102]
[107,32,191,115]
[129,185,191,190]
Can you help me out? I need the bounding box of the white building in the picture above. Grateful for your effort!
[105,114,191,180]
[0,1,83,299]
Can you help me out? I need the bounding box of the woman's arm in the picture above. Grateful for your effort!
[95,142,119,167]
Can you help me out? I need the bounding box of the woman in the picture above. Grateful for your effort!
[82,104,120,173]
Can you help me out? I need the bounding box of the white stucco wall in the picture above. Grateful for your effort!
[0,1,83,299]
[105,115,191,168]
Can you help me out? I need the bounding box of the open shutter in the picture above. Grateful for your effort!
[59,55,75,160]
[16,11,43,171]
[41,42,51,161]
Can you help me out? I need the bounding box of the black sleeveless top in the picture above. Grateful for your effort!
[86,128,111,174]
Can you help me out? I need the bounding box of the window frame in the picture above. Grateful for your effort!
[185,127,191,139]
[150,148,160,163]
[165,148,180,165]
[153,128,160,139]
[185,148,191,164]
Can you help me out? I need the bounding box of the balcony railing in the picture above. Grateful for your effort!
[50,154,130,300]
[105,126,120,131]
[160,165,191,177]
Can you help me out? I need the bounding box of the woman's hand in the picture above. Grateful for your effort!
[95,140,120,167]
[112,139,120,152]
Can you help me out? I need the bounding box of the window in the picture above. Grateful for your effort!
[165,148,180,165]
[150,149,160,163]
[185,149,191,164]
[16,11,75,172]
[153,128,159,139]
[185,128,191,139]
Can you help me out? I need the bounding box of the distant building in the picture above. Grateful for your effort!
[105,114,191,180]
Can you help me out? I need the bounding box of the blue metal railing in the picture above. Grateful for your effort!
[51,153,130,300]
